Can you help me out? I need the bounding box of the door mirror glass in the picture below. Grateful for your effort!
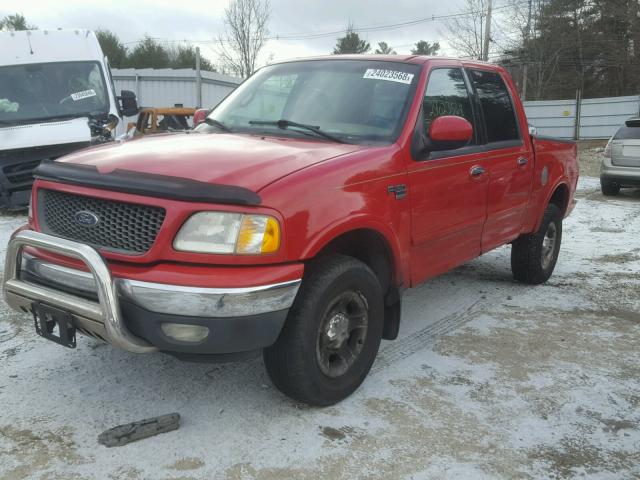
[193,108,208,127]
[119,90,139,117]
[429,115,473,150]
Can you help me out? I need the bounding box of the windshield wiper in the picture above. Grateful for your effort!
[248,119,345,144]
[204,117,233,132]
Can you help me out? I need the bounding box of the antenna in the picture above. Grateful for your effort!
[26,31,34,55]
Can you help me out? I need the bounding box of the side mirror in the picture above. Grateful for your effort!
[193,108,208,127]
[428,116,473,150]
[119,90,139,117]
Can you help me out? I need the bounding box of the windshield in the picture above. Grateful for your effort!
[200,60,421,145]
[0,61,110,124]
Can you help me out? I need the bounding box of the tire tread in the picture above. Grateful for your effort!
[511,204,562,285]
[264,255,383,406]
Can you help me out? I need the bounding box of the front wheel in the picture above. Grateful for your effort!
[511,204,563,284]
[263,255,384,406]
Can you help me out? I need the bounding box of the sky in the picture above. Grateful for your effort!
[3,0,500,68]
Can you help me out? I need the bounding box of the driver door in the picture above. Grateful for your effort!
[407,67,489,285]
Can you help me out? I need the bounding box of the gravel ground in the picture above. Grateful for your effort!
[0,176,639,480]
[578,140,608,177]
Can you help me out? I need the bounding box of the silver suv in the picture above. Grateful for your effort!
[601,118,640,196]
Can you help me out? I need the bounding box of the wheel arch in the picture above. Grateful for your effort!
[302,221,405,340]
[534,181,569,231]
[548,182,570,215]
[301,218,405,288]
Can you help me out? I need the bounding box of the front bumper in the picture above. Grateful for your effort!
[3,230,300,356]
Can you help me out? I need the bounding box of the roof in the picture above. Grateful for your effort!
[111,68,242,86]
[270,54,499,69]
[0,29,103,65]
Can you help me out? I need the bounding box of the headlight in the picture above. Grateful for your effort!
[174,212,280,255]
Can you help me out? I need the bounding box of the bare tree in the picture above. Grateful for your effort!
[501,0,565,100]
[218,0,270,78]
[445,0,487,59]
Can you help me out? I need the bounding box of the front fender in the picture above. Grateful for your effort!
[300,214,408,287]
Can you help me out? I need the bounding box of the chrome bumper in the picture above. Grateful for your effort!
[3,230,301,353]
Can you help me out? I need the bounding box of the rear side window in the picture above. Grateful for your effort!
[613,126,640,139]
[423,68,476,143]
[469,69,520,143]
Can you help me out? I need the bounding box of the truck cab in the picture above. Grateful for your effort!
[0,29,139,209]
[3,56,578,406]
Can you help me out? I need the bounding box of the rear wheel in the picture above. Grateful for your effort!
[511,204,563,284]
[600,179,620,196]
[263,255,384,406]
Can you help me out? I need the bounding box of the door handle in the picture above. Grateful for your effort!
[470,165,486,177]
[517,157,529,166]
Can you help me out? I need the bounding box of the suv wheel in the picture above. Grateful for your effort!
[600,179,620,196]
[263,255,384,406]
[511,204,563,284]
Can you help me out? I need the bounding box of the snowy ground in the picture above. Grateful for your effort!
[0,177,638,480]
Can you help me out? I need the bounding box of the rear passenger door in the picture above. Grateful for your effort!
[407,67,489,285]
[468,69,533,252]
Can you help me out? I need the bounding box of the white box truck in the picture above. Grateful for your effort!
[0,29,139,209]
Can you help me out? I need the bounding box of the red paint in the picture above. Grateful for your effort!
[24,57,578,292]
[192,108,208,127]
[429,116,473,143]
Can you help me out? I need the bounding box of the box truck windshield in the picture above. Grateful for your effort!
[0,61,110,124]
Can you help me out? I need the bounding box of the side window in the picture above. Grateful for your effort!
[469,70,520,143]
[423,68,476,143]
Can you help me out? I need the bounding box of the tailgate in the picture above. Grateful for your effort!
[612,139,640,167]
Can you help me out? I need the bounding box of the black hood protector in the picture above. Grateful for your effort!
[34,161,262,206]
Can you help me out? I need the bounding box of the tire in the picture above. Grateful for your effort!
[511,204,563,285]
[263,255,384,406]
[600,179,620,196]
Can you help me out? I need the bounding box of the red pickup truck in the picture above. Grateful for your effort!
[4,56,578,405]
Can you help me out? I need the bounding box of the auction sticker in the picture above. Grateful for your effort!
[363,69,414,84]
[70,89,97,101]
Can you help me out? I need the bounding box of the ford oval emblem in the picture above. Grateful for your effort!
[74,210,100,227]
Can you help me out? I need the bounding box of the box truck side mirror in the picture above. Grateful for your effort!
[119,90,139,117]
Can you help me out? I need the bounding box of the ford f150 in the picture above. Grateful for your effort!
[3,56,578,406]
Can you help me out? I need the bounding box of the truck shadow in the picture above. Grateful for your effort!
[0,246,533,430]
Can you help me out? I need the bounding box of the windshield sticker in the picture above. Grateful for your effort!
[363,69,414,85]
[70,89,97,101]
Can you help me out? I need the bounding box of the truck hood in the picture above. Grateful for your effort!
[0,117,91,150]
[56,132,365,192]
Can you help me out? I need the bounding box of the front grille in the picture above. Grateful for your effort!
[3,160,40,184]
[38,189,166,255]
[0,142,90,187]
